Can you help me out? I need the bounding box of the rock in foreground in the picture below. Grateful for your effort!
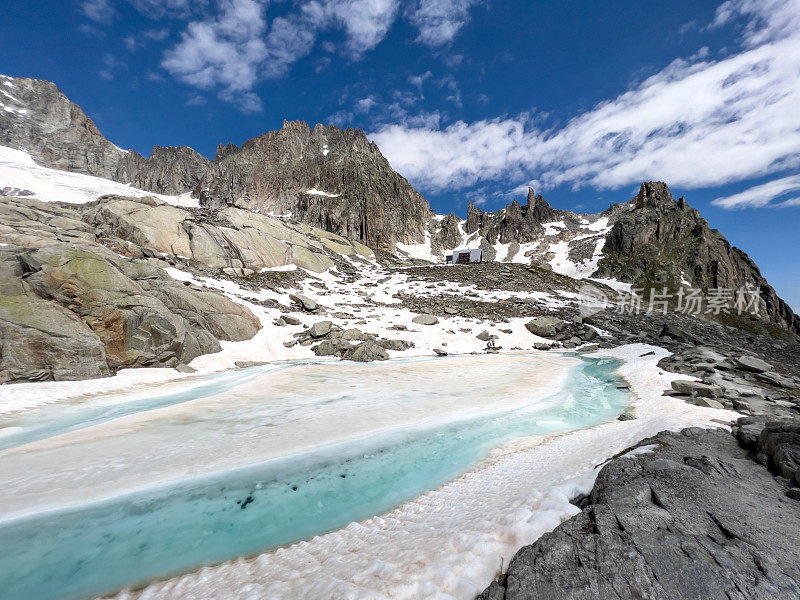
[478,426,800,600]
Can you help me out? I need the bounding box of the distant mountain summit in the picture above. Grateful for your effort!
[0,75,208,194]
[595,182,800,334]
[196,120,432,250]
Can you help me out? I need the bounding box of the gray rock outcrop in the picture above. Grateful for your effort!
[478,426,800,600]
[83,195,372,273]
[0,196,261,382]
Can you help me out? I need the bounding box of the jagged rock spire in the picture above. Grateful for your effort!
[633,181,676,210]
[526,187,557,223]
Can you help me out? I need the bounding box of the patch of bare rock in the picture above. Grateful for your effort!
[478,422,800,600]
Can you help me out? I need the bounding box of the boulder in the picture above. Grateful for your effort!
[234,361,267,369]
[735,355,773,373]
[758,421,800,481]
[756,371,795,389]
[691,397,725,409]
[345,341,389,362]
[280,314,302,326]
[290,293,319,312]
[337,328,371,341]
[312,338,352,357]
[735,421,766,449]
[476,330,492,341]
[524,316,565,338]
[671,379,723,398]
[308,320,333,338]
[660,323,698,344]
[412,314,439,326]
[377,339,414,351]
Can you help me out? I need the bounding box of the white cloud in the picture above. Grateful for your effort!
[129,0,200,18]
[98,53,126,80]
[712,175,800,208]
[162,0,400,111]
[408,70,433,90]
[409,0,481,46]
[162,0,268,110]
[355,96,377,113]
[307,0,399,57]
[81,0,115,23]
[370,0,800,196]
[124,28,170,51]
[260,13,318,79]
[81,0,201,23]
[185,93,208,106]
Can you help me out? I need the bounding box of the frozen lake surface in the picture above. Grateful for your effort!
[0,353,630,600]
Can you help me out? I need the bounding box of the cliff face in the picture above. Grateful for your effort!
[195,121,432,250]
[131,146,210,195]
[594,182,799,334]
[0,75,208,194]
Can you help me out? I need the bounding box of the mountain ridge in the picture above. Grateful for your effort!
[1,73,797,336]
[0,75,208,195]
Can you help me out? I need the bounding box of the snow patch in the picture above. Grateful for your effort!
[306,188,340,197]
[0,146,198,207]
[395,230,439,262]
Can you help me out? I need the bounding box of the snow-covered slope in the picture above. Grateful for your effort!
[0,145,198,207]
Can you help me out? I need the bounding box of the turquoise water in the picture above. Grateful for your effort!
[0,364,292,451]
[0,356,629,600]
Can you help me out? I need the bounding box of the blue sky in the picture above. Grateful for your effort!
[2,0,799,309]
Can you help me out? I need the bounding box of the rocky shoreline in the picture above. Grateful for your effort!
[478,419,800,600]
[476,331,800,600]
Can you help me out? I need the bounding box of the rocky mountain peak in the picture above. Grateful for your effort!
[526,187,557,222]
[0,74,209,195]
[463,189,564,248]
[596,182,799,334]
[633,181,677,211]
[196,120,431,250]
[213,142,239,161]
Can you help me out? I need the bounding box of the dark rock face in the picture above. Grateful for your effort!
[130,145,210,195]
[464,188,559,245]
[0,75,208,194]
[195,120,432,250]
[594,182,800,335]
[479,427,800,600]
[432,212,463,251]
[758,421,800,482]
